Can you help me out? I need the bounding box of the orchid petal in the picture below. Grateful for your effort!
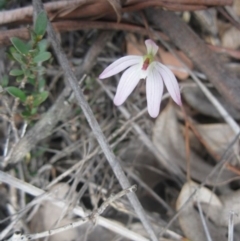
[145,39,159,56]
[99,56,142,79]
[155,62,182,106]
[114,65,140,106]
[146,65,163,118]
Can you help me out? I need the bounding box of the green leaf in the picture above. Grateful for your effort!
[6,86,26,102]
[31,66,46,74]
[21,109,31,118]
[1,75,9,87]
[9,69,24,76]
[38,39,48,52]
[0,0,6,9]
[24,69,35,78]
[12,52,24,64]
[7,47,16,61]
[22,106,38,118]
[30,30,37,42]
[34,11,48,36]
[27,77,35,85]
[16,76,23,83]
[31,107,37,115]
[33,91,48,107]
[33,52,51,63]
[38,78,46,91]
[11,37,29,55]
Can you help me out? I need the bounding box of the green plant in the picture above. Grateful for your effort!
[5,11,51,121]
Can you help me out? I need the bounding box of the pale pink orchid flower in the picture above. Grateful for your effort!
[99,39,182,118]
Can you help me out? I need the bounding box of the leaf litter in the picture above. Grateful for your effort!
[1,1,240,241]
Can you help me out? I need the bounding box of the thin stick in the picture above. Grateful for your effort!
[92,185,137,217]
[0,170,149,241]
[182,107,191,182]
[31,2,157,241]
[228,211,236,241]
[47,108,148,189]
[3,126,11,157]
[8,186,137,241]
[196,199,213,241]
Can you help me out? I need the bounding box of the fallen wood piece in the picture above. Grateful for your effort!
[0,0,233,26]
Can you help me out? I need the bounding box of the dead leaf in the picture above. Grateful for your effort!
[158,48,193,80]
[221,26,240,49]
[193,124,238,158]
[201,190,240,227]
[152,104,235,184]
[176,181,226,241]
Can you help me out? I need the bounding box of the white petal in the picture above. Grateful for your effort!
[145,39,159,56]
[114,65,140,106]
[99,56,142,79]
[155,62,182,106]
[146,65,163,118]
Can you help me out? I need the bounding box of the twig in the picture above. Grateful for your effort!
[3,126,11,157]
[0,20,168,47]
[0,0,232,26]
[32,1,158,241]
[8,185,137,241]
[47,108,149,189]
[228,211,236,241]
[0,170,149,241]
[196,199,213,241]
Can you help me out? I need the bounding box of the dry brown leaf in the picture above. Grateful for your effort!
[193,124,238,158]
[152,104,235,183]
[201,190,240,227]
[176,181,226,241]
[221,26,240,49]
[158,48,193,80]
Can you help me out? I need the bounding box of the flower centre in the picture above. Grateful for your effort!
[142,58,150,70]
[141,55,154,71]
